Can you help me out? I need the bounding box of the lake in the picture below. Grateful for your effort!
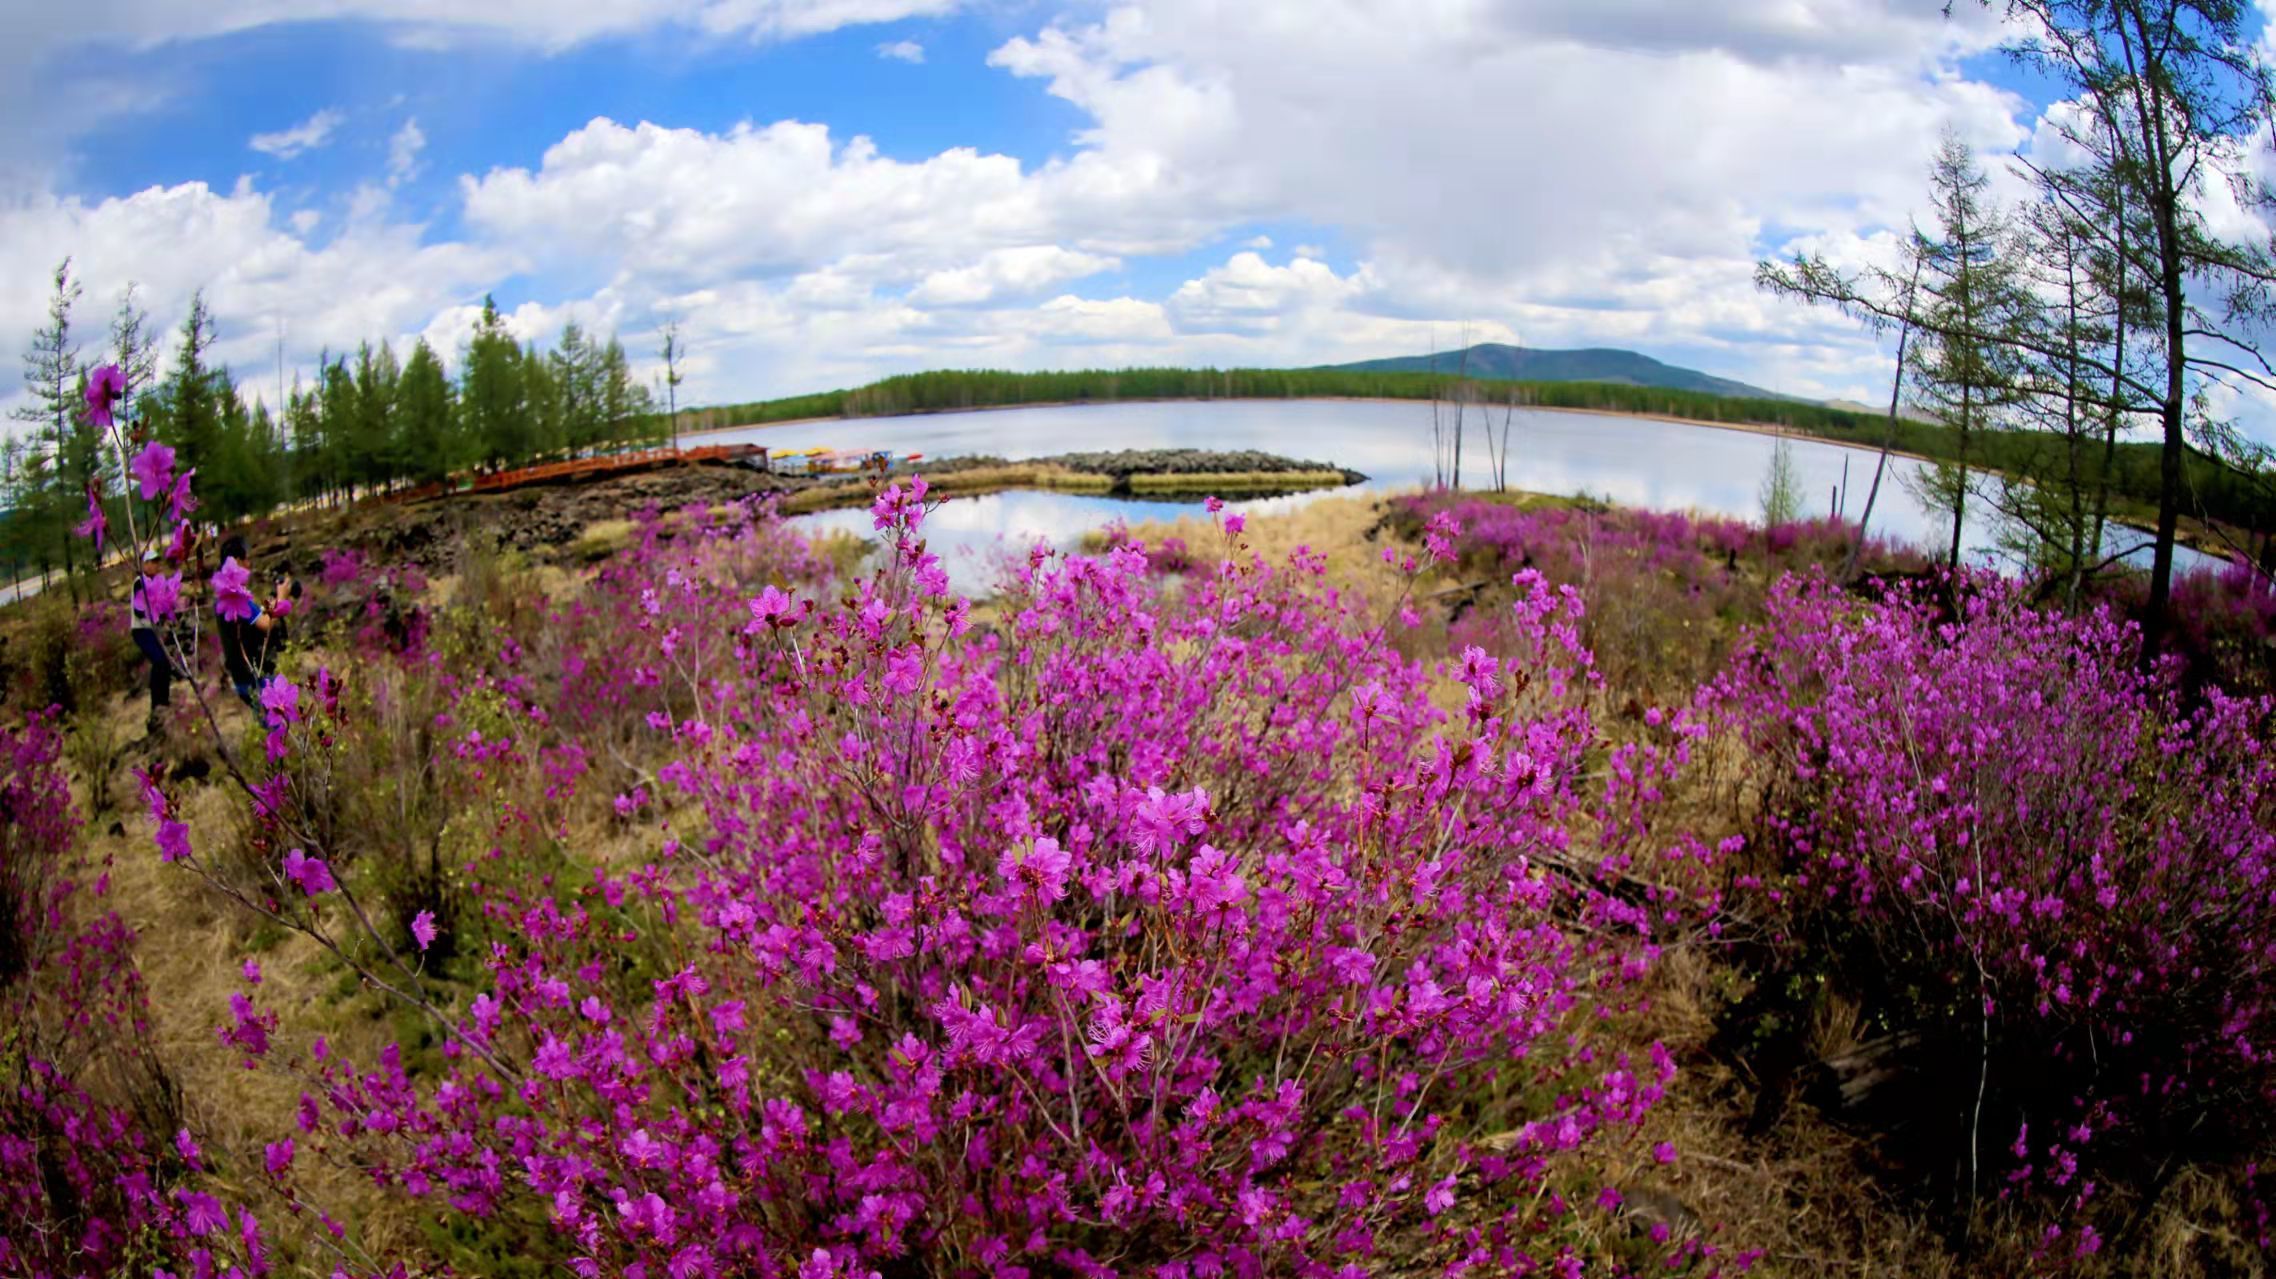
[697,399,2174,590]
[0,400,2194,608]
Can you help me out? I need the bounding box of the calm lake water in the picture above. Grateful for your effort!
[698,399,2180,591]
[0,400,2191,608]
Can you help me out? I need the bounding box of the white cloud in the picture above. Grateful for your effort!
[458,116,1212,292]
[24,0,2255,434]
[909,245,1117,305]
[1166,252,1360,335]
[0,179,513,424]
[877,38,925,63]
[965,0,2034,406]
[8,1,972,59]
[388,117,427,185]
[1034,294,1172,344]
[249,107,345,159]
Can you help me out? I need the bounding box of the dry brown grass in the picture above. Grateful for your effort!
[71,686,426,1269]
[1103,490,1424,615]
[28,485,2269,1279]
[1123,468,1350,494]
[568,516,638,562]
[781,464,1113,514]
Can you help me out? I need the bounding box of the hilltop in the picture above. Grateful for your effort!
[1317,343,1802,401]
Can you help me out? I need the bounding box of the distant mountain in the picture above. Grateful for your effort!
[1320,344,1802,402]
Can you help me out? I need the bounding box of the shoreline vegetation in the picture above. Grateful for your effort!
[10,477,2272,1279]
[675,365,2274,545]
[0,449,1369,604]
[774,449,1365,515]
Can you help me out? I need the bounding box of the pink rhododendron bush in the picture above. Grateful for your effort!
[1384,493,1925,704]
[1703,574,2276,1254]
[2,713,266,1278]
[30,474,1739,1277]
[13,361,2276,1274]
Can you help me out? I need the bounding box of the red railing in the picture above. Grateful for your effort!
[385,444,762,505]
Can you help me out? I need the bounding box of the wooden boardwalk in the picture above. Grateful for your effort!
[386,443,764,506]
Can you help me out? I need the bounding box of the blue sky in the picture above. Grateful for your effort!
[1,0,2259,428]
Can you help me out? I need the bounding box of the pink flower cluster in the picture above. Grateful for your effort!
[1706,572,2276,1250]
[1,714,282,1278]
[249,494,1722,1275]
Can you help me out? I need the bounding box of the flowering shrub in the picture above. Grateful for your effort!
[0,710,278,1278]
[1704,572,2276,1253]
[0,712,74,986]
[2163,552,2276,696]
[1392,494,1921,704]
[133,485,1745,1278]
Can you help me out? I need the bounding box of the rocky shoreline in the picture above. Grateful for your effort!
[252,448,1364,581]
[1015,449,1367,486]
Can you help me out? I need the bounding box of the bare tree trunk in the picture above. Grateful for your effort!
[2120,3,2184,663]
[2090,187,2126,582]
[2061,227,2088,604]
[1842,255,1925,583]
[1451,336,1469,491]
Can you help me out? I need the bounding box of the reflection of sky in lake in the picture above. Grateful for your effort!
[708,401,2205,594]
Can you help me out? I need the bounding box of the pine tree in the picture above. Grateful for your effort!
[597,337,648,447]
[1904,134,2033,569]
[395,339,458,485]
[461,297,528,470]
[13,261,84,598]
[522,339,560,459]
[285,373,323,505]
[318,355,357,498]
[350,341,400,493]
[152,292,225,486]
[552,323,604,454]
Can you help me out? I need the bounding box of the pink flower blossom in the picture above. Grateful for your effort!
[84,363,125,426]
[282,847,335,897]
[998,836,1072,904]
[129,440,176,501]
[156,818,191,863]
[166,467,199,524]
[143,571,183,620]
[73,485,106,550]
[213,557,257,622]
[260,676,302,727]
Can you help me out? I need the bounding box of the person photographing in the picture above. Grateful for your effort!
[128,549,187,736]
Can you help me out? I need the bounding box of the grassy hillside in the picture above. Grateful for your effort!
[1320,342,1796,401]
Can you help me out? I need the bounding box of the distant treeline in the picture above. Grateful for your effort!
[4,284,667,597]
[688,366,2273,534]
[686,366,1901,429]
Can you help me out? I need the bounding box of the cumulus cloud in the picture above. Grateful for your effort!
[877,38,924,63]
[388,117,427,185]
[0,179,513,411]
[1166,252,1361,336]
[909,246,1117,305]
[0,0,2150,419]
[249,107,344,159]
[458,116,1212,292]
